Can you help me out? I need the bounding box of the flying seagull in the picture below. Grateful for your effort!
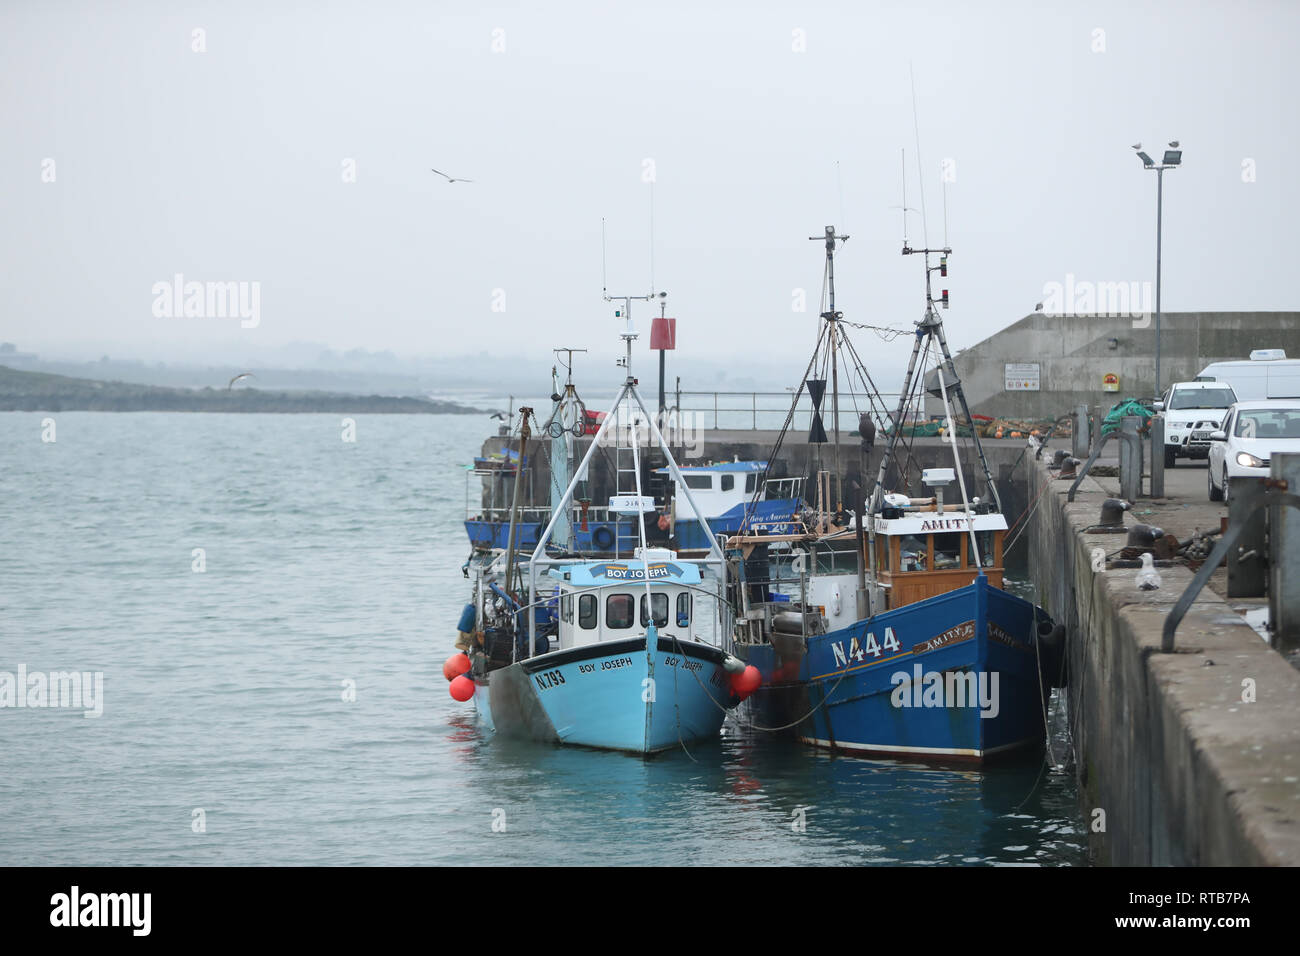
[1131,142,1141,150]
[1168,140,1180,148]
[431,168,475,184]
[227,372,255,391]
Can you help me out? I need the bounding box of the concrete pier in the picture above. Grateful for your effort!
[1028,455,1300,864]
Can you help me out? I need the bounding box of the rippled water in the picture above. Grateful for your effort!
[0,412,1084,865]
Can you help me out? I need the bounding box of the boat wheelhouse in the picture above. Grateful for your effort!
[659,462,804,552]
[872,505,1005,608]
[549,551,705,650]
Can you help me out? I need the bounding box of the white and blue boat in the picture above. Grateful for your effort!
[728,228,1064,763]
[657,461,803,552]
[470,549,742,751]
[454,296,749,754]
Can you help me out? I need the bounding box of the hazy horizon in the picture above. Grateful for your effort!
[4,1,1296,380]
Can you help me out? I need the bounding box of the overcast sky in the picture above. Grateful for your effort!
[2,0,1295,382]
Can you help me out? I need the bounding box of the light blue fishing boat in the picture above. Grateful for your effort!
[452,297,751,754]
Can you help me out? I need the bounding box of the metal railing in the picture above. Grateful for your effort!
[671,390,901,432]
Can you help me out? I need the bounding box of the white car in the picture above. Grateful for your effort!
[1155,381,1237,468]
[1207,400,1300,502]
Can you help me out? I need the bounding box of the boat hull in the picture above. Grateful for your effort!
[741,576,1050,763]
[464,518,636,553]
[473,636,733,754]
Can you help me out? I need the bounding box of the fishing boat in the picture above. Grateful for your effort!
[463,358,635,555]
[462,356,785,557]
[445,296,756,754]
[728,227,1064,763]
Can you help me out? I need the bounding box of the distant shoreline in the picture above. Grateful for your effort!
[0,365,484,414]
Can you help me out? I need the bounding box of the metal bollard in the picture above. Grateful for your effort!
[1072,403,1089,460]
[1228,476,1268,598]
[1119,415,1143,501]
[1270,453,1300,652]
[1149,415,1165,498]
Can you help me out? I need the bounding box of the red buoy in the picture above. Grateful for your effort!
[443,653,471,682]
[449,674,475,702]
[730,665,761,699]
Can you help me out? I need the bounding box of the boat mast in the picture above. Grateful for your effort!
[547,348,586,552]
[810,225,848,513]
[503,406,533,600]
[870,245,1003,516]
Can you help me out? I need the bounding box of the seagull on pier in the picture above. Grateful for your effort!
[1136,552,1162,591]
[431,168,475,184]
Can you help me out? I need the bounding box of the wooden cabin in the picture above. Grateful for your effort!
[873,507,1006,610]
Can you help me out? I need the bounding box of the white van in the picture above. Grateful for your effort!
[1196,349,1300,401]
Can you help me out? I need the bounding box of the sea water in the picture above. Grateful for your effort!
[0,412,1084,865]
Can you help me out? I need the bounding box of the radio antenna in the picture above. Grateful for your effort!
[601,217,608,296]
[909,62,930,250]
[892,148,917,248]
[943,178,949,249]
[836,160,847,237]
[649,183,656,295]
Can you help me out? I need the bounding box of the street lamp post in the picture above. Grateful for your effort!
[1133,142,1182,397]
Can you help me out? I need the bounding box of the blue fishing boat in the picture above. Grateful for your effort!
[449,295,753,754]
[469,549,742,751]
[728,227,1064,763]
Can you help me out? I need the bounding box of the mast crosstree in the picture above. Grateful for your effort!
[870,245,1003,517]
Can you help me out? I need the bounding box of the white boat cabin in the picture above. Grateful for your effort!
[548,548,705,650]
[658,461,768,522]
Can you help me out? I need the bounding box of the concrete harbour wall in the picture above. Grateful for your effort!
[930,311,1300,421]
[1028,457,1300,865]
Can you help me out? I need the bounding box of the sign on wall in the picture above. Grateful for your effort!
[1004,363,1041,391]
[1103,373,1120,392]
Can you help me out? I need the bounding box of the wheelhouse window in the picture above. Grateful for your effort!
[721,474,734,491]
[560,592,573,624]
[745,473,757,493]
[676,592,691,627]
[898,535,927,572]
[639,592,669,628]
[973,531,996,568]
[579,593,598,629]
[606,594,635,629]
[684,474,712,490]
[933,533,962,570]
